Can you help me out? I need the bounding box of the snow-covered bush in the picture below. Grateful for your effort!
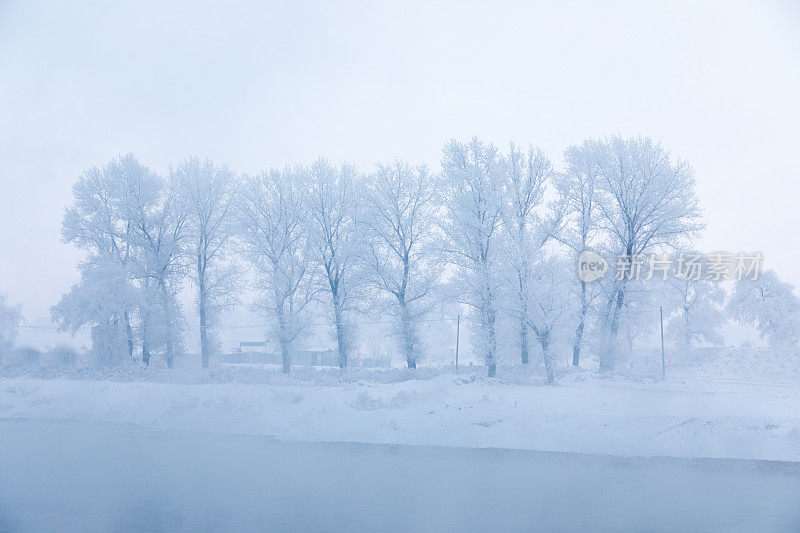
[6,346,42,369]
[727,270,800,348]
[46,345,79,368]
[0,293,22,354]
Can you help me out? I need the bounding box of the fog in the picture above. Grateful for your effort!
[2,2,800,531]
[1,1,799,323]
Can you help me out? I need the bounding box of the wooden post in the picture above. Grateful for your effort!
[455,314,460,374]
[660,306,666,381]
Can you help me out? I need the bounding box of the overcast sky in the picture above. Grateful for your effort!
[1,0,799,323]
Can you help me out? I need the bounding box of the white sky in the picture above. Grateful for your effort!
[1,0,799,324]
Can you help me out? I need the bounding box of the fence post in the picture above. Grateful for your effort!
[455,314,460,374]
[660,306,666,381]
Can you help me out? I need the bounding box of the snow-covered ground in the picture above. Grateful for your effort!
[3,352,800,530]
[1,358,798,462]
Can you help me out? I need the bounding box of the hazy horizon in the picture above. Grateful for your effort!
[2,6,800,531]
[2,0,799,324]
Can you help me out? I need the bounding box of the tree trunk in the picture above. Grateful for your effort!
[199,268,209,369]
[519,315,529,365]
[165,305,174,369]
[278,308,291,374]
[400,302,416,369]
[111,314,123,364]
[335,323,347,369]
[141,318,150,366]
[165,313,174,369]
[163,286,174,369]
[281,342,291,374]
[333,293,347,369]
[123,310,134,361]
[684,306,691,346]
[572,281,587,366]
[541,334,554,385]
[601,285,625,372]
[485,292,498,378]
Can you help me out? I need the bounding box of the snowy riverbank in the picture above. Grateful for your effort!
[1,364,798,462]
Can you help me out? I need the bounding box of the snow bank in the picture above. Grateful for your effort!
[1,362,798,463]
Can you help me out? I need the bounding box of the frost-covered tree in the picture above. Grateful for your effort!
[52,257,140,365]
[441,138,504,377]
[527,256,573,384]
[499,143,551,366]
[57,154,188,366]
[362,161,440,369]
[126,173,187,366]
[305,158,364,369]
[239,168,316,373]
[594,136,702,371]
[727,270,800,348]
[553,141,604,366]
[55,154,153,363]
[174,158,239,368]
[0,293,23,354]
[615,280,659,353]
[664,272,726,347]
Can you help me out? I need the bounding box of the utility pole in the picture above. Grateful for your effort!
[660,306,666,381]
[455,314,460,374]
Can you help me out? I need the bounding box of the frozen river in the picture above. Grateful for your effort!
[0,418,798,532]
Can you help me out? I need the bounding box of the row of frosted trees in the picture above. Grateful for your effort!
[51,136,800,379]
